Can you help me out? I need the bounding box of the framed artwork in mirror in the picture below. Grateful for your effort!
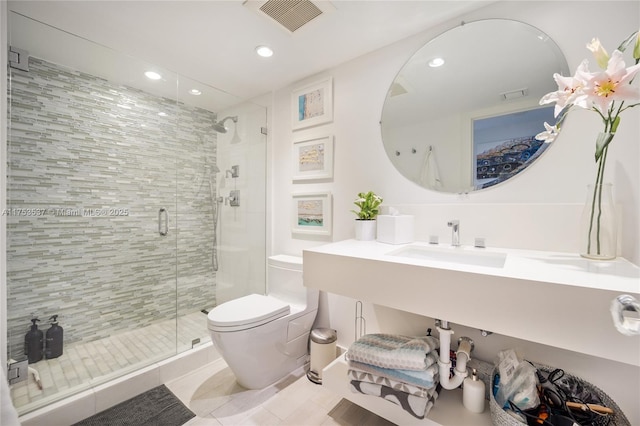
[291,192,332,236]
[473,105,555,189]
[292,134,334,181]
[292,77,333,130]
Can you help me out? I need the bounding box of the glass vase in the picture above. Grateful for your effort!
[580,183,617,260]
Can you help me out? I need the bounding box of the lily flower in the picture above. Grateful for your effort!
[535,122,560,144]
[539,60,591,116]
[587,38,610,69]
[582,50,640,115]
[539,34,640,258]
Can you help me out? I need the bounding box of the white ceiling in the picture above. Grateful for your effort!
[8,0,495,110]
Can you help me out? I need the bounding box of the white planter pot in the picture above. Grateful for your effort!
[355,220,376,241]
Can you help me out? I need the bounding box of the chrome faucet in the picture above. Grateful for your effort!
[447,220,460,246]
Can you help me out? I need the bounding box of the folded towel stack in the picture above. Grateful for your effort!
[346,333,441,419]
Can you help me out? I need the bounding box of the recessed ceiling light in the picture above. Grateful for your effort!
[188,89,202,96]
[255,45,274,58]
[145,71,162,80]
[428,57,445,68]
[158,112,168,117]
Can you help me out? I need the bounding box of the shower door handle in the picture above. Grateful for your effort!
[158,208,168,236]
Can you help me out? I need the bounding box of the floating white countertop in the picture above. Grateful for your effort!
[306,239,640,294]
[303,240,640,366]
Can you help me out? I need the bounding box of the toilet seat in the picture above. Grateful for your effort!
[207,293,290,332]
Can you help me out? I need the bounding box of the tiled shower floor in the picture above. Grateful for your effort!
[10,310,210,415]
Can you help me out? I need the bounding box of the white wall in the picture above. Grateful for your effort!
[270,1,639,423]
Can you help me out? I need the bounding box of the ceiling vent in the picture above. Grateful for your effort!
[500,87,529,101]
[245,0,335,33]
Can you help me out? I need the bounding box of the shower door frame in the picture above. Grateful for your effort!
[3,11,196,415]
[2,7,266,417]
[1,0,10,372]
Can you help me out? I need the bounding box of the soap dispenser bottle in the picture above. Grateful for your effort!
[463,368,486,413]
[24,317,44,363]
[45,314,64,359]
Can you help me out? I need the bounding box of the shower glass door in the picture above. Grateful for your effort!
[6,12,181,414]
[6,10,267,417]
[173,86,268,352]
[204,101,268,309]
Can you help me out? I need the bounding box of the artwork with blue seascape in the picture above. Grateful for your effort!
[473,105,555,189]
[297,200,324,227]
[475,136,548,182]
[298,88,325,121]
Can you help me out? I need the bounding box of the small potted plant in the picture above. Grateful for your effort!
[352,191,383,240]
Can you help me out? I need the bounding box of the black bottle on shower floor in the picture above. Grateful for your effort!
[24,317,44,363]
[45,315,64,359]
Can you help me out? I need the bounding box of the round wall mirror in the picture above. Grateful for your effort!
[380,19,569,193]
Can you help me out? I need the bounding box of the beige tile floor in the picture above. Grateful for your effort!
[166,358,395,426]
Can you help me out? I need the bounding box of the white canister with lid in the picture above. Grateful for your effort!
[463,368,486,413]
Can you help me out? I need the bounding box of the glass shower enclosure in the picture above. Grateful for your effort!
[5,11,266,415]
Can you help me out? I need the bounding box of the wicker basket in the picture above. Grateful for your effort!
[489,364,630,426]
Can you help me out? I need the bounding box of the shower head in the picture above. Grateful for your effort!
[212,116,238,134]
[212,122,227,133]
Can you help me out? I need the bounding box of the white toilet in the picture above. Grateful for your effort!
[207,255,319,389]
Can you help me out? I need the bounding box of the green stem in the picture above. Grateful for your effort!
[587,143,609,255]
[586,162,601,255]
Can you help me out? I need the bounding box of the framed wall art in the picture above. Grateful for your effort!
[291,77,333,130]
[292,134,334,181]
[291,192,332,236]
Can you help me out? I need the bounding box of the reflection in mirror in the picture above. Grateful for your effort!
[381,19,569,193]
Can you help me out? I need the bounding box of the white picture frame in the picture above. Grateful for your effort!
[292,134,334,181]
[291,192,332,236]
[291,77,333,130]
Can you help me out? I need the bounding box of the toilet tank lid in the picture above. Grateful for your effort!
[268,254,302,270]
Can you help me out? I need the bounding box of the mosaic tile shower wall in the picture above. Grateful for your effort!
[7,57,218,360]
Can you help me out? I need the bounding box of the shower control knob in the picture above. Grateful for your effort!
[226,190,240,207]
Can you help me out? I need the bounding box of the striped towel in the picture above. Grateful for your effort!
[347,334,440,371]
[348,369,432,398]
[350,380,441,419]
[347,357,439,390]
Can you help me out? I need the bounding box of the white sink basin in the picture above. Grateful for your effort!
[388,245,507,268]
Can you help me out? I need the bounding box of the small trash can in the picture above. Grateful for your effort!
[307,328,337,384]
